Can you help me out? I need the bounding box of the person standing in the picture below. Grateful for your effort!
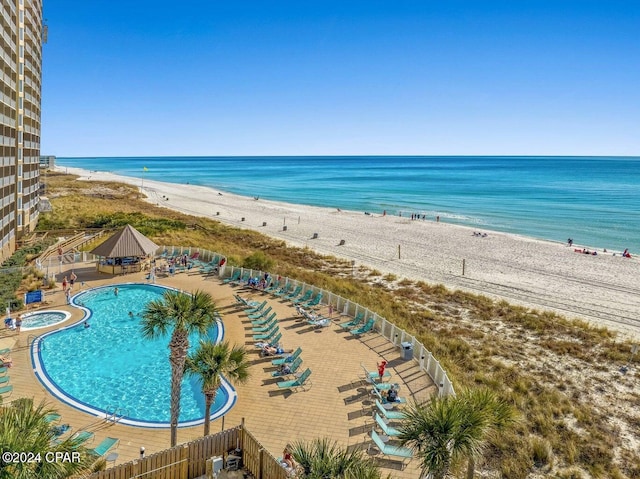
[377,360,388,382]
[70,271,77,287]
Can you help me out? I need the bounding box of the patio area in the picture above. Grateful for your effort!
[2,261,437,478]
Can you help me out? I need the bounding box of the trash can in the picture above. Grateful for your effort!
[401,341,413,360]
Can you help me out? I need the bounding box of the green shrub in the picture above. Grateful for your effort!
[242,251,274,271]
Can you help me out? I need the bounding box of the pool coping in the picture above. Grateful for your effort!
[30,282,237,429]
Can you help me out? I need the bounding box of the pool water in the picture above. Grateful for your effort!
[33,283,234,427]
[21,310,70,331]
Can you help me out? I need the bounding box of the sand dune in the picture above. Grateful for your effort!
[58,166,640,339]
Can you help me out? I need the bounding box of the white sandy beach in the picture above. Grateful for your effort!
[57,166,640,339]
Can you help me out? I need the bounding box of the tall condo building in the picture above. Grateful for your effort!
[0,0,43,262]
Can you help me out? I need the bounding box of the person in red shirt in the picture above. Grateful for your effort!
[377,360,388,382]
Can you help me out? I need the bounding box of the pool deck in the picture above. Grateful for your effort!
[2,263,436,477]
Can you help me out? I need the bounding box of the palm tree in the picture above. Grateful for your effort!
[398,388,516,479]
[290,438,389,479]
[141,289,218,447]
[0,398,95,479]
[184,340,250,436]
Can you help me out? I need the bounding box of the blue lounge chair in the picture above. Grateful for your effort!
[248,306,272,320]
[302,292,323,309]
[251,318,278,333]
[0,385,12,397]
[360,363,391,382]
[253,326,279,342]
[375,413,401,436]
[255,332,282,349]
[45,413,61,423]
[369,430,412,465]
[292,290,313,305]
[376,399,406,421]
[0,366,7,376]
[231,271,251,286]
[371,384,407,405]
[277,368,312,392]
[251,312,276,326]
[283,285,303,301]
[271,357,303,378]
[245,300,267,315]
[274,283,293,297]
[0,376,9,385]
[0,348,10,355]
[271,346,302,366]
[264,280,280,293]
[350,318,375,336]
[339,312,364,330]
[89,437,120,457]
[222,270,241,284]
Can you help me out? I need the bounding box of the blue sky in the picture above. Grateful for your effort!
[41,1,640,156]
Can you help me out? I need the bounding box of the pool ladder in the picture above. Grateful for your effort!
[104,406,127,424]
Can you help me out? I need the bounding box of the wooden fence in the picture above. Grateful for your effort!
[86,423,288,479]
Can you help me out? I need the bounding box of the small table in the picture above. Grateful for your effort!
[105,452,119,465]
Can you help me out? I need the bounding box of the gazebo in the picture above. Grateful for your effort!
[90,225,159,275]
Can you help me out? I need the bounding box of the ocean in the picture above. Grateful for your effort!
[55,156,640,252]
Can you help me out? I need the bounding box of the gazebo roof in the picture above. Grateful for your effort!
[90,225,159,258]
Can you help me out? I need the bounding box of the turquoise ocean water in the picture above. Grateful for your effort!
[56,156,640,252]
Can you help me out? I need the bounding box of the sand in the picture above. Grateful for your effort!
[57,166,640,339]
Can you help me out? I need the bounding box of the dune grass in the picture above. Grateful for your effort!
[33,171,640,479]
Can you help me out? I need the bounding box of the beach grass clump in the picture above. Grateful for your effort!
[242,251,274,271]
[36,172,640,479]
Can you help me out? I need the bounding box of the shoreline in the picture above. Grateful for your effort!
[54,166,640,339]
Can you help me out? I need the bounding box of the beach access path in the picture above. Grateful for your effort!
[59,166,640,339]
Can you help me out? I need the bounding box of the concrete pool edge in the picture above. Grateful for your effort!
[30,282,236,429]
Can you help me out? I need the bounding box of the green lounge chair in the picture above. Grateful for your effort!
[376,399,405,421]
[277,368,312,392]
[61,430,94,448]
[271,346,302,366]
[0,366,7,376]
[232,271,251,286]
[253,326,279,342]
[350,318,375,336]
[302,292,323,308]
[251,312,276,326]
[255,332,282,349]
[339,312,364,330]
[283,285,303,301]
[273,283,293,297]
[360,363,391,382]
[369,430,412,464]
[248,306,272,320]
[234,295,260,308]
[271,357,303,378]
[0,376,9,385]
[375,413,401,436]
[0,348,10,355]
[89,437,120,457]
[245,300,267,314]
[45,413,61,424]
[264,280,280,293]
[292,290,313,305]
[251,318,278,333]
[371,385,406,405]
[222,270,241,284]
[0,385,12,397]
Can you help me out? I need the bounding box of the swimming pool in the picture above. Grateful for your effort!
[31,283,236,428]
[21,310,71,331]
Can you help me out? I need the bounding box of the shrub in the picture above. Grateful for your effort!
[242,251,274,272]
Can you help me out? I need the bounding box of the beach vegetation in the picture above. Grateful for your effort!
[35,173,640,478]
[242,251,274,272]
[0,398,96,479]
[290,438,388,479]
[184,340,250,437]
[140,289,218,447]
